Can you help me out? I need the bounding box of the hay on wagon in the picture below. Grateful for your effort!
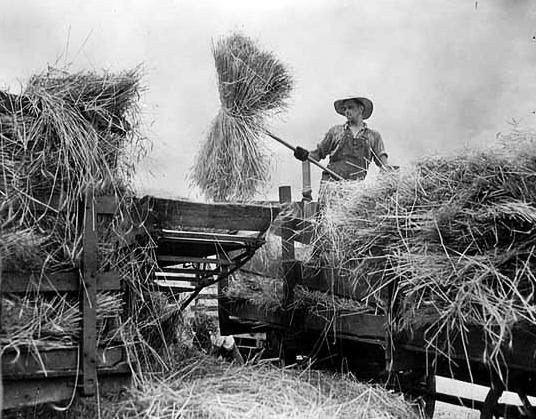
[313,129,536,373]
[0,67,180,374]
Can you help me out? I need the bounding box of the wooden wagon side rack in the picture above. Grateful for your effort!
[1,192,130,410]
[218,182,536,419]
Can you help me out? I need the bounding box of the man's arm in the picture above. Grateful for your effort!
[370,131,389,168]
[294,128,337,162]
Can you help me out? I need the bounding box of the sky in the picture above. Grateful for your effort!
[1,0,536,201]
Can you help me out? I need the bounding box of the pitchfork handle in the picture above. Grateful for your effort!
[265,131,344,181]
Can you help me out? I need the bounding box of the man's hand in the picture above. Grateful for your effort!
[294,146,309,162]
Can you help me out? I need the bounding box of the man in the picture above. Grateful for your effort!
[294,95,390,181]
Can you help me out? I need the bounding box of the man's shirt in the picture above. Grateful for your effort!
[309,122,387,180]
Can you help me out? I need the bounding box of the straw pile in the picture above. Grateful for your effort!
[112,356,418,419]
[0,67,144,270]
[1,292,123,350]
[225,271,372,315]
[191,32,293,201]
[314,130,536,370]
[0,68,180,373]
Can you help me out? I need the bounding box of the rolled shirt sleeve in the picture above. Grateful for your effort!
[370,130,388,167]
[309,127,338,161]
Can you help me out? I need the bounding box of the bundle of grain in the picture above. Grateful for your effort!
[314,131,536,369]
[0,67,145,270]
[1,292,123,350]
[191,32,293,201]
[224,271,372,314]
[113,356,418,419]
[225,271,283,312]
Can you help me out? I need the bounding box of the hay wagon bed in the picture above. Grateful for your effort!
[218,184,536,419]
[0,194,279,411]
[1,193,130,409]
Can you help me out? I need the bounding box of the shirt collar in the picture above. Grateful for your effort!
[344,121,367,132]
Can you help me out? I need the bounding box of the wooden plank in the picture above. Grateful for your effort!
[4,376,76,409]
[156,238,248,259]
[155,273,217,281]
[434,393,528,419]
[138,196,280,232]
[12,194,118,215]
[80,189,97,396]
[2,271,121,293]
[304,312,386,340]
[3,346,124,379]
[397,324,536,372]
[198,294,218,300]
[193,306,218,313]
[156,255,232,265]
[94,195,119,215]
[153,284,195,294]
[160,230,262,243]
[301,266,381,301]
[227,303,287,328]
[156,269,212,277]
[2,369,131,410]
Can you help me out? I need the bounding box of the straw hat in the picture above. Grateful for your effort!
[334,96,373,119]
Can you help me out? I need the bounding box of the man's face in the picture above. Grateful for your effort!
[341,100,364,122]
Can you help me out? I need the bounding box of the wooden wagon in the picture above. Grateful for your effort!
[218,177,536,419]
[1,192,130,409]
[0,193,279,411]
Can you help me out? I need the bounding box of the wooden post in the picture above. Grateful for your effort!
[278,186,298,365]
[80,189,97,396]
[302,161,315,220]
[301,161,312,202]
[279,186,295,308]
[217,265,232,335]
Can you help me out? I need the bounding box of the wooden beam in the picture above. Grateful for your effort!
[156,255,233,266]
[397,324,536,372]
[2,271,121,293]
[302,160,312,201]
[302,266,383,301]
[279,186,296,309]
[159,230,262,243]
[3,347,124,379]
[94,195,120,215]
[2,369,131,410]
[19,195,118,215]
[80,189,97,396]
[226,302,287,328]
[304,312,386,340]
[138,196,280,232]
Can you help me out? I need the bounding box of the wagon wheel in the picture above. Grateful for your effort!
[390,368,436,419]
[518,391,536,419]
[405,371,436,419]
[480,381,504,419]
[265,329,297,366]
